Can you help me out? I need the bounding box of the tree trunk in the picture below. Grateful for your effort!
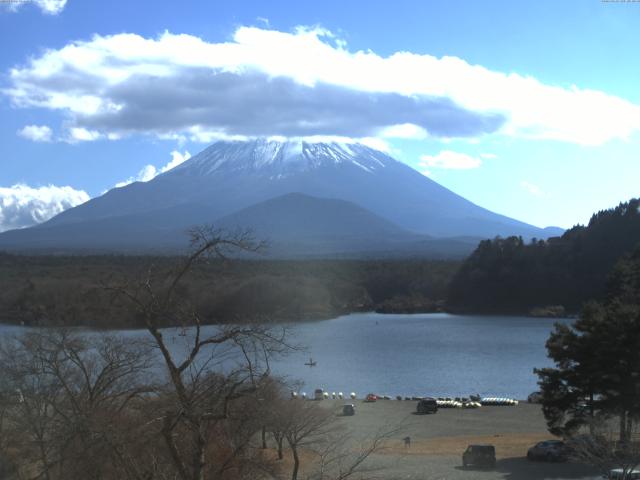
[291,446,300,480]
[620,411,628,444]
[261,426,267,449]
[277,437,283,460]
[192,427,207,480]
[37,439,52,480]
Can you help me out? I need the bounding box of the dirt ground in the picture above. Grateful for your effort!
[317,399,601,480]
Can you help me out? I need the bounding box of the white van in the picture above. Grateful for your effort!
[607,468,640,479]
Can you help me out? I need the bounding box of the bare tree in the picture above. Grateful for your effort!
[281,399,338,480]
[108,227,292,480]
[0,329,156,480]
[0,227,395,480]
[275,397,399,480]
[308,424,399,480]
[569,417,640,479]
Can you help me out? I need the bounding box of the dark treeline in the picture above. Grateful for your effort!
[448,198,640,314]
[0,253,459,328]
[4,198,639,327]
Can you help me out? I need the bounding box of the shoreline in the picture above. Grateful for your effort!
[0,308,577,331]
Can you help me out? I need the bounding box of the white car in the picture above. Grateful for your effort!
[606,468,640,479]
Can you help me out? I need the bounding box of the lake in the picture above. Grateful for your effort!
[0,312,569,400]
[270,313,569,400]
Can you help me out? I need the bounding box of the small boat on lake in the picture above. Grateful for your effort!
[304,357,317,366]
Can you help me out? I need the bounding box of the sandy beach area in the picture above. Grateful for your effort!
[315,399,600,480]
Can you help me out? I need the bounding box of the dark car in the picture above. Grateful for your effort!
[462,444,496,468]
[416,397,438,414]
[527,440,570,462]
[342,404,355,416]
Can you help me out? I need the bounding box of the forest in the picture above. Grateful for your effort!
[0,249,458,328]
[447,198,640,314]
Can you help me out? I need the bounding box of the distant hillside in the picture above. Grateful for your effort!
[218,192,409,239]
[447,198,640,313]
[216,193,480,258]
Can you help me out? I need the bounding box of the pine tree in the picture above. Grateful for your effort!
[535,248,640,442]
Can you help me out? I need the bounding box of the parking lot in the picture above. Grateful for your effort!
[327,399,600,479]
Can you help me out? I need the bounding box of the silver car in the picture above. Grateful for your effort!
[527,440,569,462]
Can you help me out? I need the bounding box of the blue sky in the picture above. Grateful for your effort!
[1,0,639,232]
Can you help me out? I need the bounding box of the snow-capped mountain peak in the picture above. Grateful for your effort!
[166,139,395,177]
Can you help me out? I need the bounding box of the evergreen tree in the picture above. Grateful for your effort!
[535,248,640,441]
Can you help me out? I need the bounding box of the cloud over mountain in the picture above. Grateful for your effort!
[114,150,191,188]
[0,184,89,232]
[76,71,503,140]
[6,26,639,145]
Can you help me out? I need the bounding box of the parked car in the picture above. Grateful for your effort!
[342,404,355,416]
[462,444,496,468]
[416,397,438,414]
[606,468,640,479]
[527,440,570,462]
[365,393,377,402]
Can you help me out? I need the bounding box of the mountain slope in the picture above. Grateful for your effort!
[214,192,481,257]
[217,192,410,240]
[0,139,561,255]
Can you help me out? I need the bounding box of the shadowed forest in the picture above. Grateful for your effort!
[0,254,457,328]
[1,198,638,328]
[448,198,640,314]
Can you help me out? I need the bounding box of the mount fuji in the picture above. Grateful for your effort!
[0,140,562,256]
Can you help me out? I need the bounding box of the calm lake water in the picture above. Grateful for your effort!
[0,313,570,400]
[270,313,570,400]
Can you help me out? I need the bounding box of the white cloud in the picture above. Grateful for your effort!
[3,0,67,14]
[0,184,89,232]
[520,181,547,197]
[17,124,52,142]
[115,150,191,188]
[36,0,67,14]
[418,151,482,173]
[68,127,101,142]
[5,26,640,145]
[380,123,428,139]
[356,137,391,153]
[160,150,191,173]
[115,164,157,188]
[480,152,497,159]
